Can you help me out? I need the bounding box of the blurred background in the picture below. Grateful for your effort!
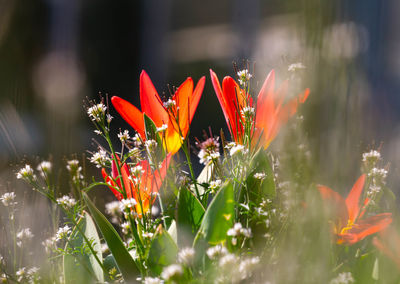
[1,0,400,222]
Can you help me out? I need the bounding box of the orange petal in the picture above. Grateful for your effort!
[121,163,133,199]
[111,96,145,138]
[257,69,275,103]
[139,70,169,127]
[317,185,348,227]
[345,174,366,223]
[340,213,392,244]
[152,153,172,193]
[189,76,206,123]
[222,76,244,141]
[164,128,182,154]
[173,77,193,137]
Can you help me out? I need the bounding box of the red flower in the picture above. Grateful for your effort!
[111,70,205,154]
[102,154,171,217]
[210,69,309,149]
[317,174,392,245]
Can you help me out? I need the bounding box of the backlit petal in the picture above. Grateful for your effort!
[345,174,366,223]
[189,76,206,123]
[111,96,145,138]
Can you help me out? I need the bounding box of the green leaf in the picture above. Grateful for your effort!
[147,226,178,275]
[372,257,379,281]
[63,212,104,284]
[177,188,205,247]
[247,149,276,201]
[168,220,177,244]
[143,113,164,156]
[195,181,234,245]
[83,193,139,282]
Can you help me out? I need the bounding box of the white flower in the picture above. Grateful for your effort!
[16,228,34,247]
[37,161,52,177]
[142,232,154,239]
[362,150,381,162]
[161,264,183,281]
[133,133,142,147]
[105,201,121,220]
[219,253,239,270]
[145,140,158,152]
[119,198,137,212]
[156,124,168,133]
[87,103,107,122]
[197,137,220,165]
[129,147,142,161]
[241,106,255,118]
[143,277,163,284]
[55,225,71,241]
[209,180,222,193]
[56,195,77,208]
[16,165,35,180]
[66,160,83,182]
[118,130,130,143]
[89,149,109,168]
[288,62,306,72]
[254,172,266,180]
[0,192,17,207]
[206,245,228,260]
[163,99,176,109]
[42,237,57,253]
[330,272,354,284]
[106,114,113,123]
[131,165,144,177]
[177,247,195,266]
[230,144,246,156]
[227,223,243,237]
[121,222,131,235]
[237,69,252,85]
[16,267,27,282]
[368,168,388,179]
[239,257,260,280]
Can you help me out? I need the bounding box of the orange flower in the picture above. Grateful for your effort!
[111,70,205,154]
[102,154,171,217]
[317,174,392,245]
[210,69,309,149]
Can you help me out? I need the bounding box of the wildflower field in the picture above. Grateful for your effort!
[1,2,400,284]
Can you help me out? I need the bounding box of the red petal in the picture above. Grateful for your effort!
[139,70,169,127]
[222,76,244,142]
[111,96,145,138]
[317,185,348,227]
[101,168,123,200]
[257,69,275,103]
[345,174,366,223]
[340,213,392,244]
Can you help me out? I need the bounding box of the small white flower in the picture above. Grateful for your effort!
[230,144,246,156]
[105,201,121,216]
[254,172,266,180]
[121,222,131,235]
[177,247,195,266]
[16,267,27,282]
[206,245,228,260]
[16,165,36,180]
[37,161,52,177]
[156,124,168,133]
[368,168,388,179]
[163,99,176,109]
[0,192,17,207]
[118,130,130,143]
[219,253,239,270]
[66,160,83,182]
[133,133,142,147]
[143,277,163,284]
[330,272,354,284]
[16,228,34,247]
[106,114,113,123]
[42,237,57,253]
[145,139,158,152]
[56,195,77,208]
[239,257,260,279]
[161,264,183,281]
[94,130,102,135]
[119,198,137,212]
[89,149,109,168]
[128,147,142,161]
[237,69,252,85]
[209,180,222,193]
[362,150,381,162]
[131,165,144,177]
[241,106,255,118]
[142,232,154,239]
[227,223,243,237]
[55,225,71,241]
[288,62,306,72]
[87,103,107,122]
